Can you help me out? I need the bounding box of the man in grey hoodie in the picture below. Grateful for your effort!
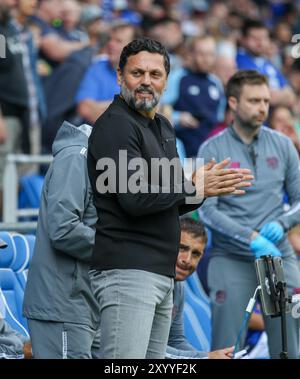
[23,121,100,359]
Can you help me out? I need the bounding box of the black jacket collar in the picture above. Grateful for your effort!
[113,95,160,128]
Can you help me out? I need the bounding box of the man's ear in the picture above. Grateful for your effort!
[228,96,237,112]
[117,67,122,86]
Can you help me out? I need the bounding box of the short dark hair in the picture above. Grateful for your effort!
[226,70,269,100]
[180,218,208,245]
[118,37,170,76]
[242,18,269,37]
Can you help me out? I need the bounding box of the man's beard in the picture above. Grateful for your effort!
[120,82,161,113]
[237,113,266,130]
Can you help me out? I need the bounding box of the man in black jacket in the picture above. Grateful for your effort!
[87,37,253,358]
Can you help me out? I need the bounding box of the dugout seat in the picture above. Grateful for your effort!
[183,281,212,351]
[0,268,29,338]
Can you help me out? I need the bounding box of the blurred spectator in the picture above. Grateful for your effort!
[80,4,109,47]
[146,17,185,70]
[0,0,19,215]
[128,0,153,27]
[110,0,142,25]
[14,0,47,155]
[227,0,260,19]
[273,21,292,50]
[288,225,300,261]
[206,104,233,139]
[0,110,7,146]
[225,11,244,43]
[265,32,283,70]
[237,18,296,107]
[0,0,45,216]
[58,0,87,42]
[145,16,188,123]
[162,35,225,157]
[269,105,300,155]
[287,61,300,122]
[214,39,237,87]
[184,6,207,39]
[76,21,138,124]
[41,6,108,154]
[268,102,300,262]
[30,0,88,73]
[205,1,230,39]
[268,103,300,262]
[180,0,208,15]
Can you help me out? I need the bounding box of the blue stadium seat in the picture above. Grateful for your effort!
[0,231,17,268]
[11,234,30,272]
[0,232,31,289]
[0,238,7,249]
[24,234,35,263]
[0,269,29,338]
[11,234,31,289]
[183,281,211,351]
[183,302,210,352]
[19,174,44,210]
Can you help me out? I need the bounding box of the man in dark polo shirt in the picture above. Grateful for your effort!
[87,37,253,359]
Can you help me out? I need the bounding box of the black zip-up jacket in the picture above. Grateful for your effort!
[88,95,201,277]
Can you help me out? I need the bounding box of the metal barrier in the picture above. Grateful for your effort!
[0,222,38,233]
[2,154,52,227]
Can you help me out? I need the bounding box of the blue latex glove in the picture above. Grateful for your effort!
[250,235,282,259]
[260,222,284,244]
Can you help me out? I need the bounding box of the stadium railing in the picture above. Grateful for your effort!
[0,154,52,232]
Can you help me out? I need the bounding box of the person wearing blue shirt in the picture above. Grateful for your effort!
[76,22,138,124]
[236,19,295,108]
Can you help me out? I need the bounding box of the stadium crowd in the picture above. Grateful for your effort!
[1,0,300,359]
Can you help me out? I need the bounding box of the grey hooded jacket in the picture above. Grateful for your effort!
[23,122,99,329]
